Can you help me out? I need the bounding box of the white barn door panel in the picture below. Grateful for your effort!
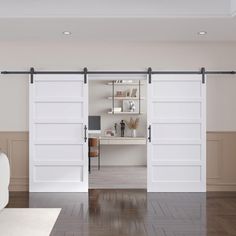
[29,75,88,192]
[147,75,206,192]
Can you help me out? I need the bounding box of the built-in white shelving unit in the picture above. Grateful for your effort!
[107,80,144,115]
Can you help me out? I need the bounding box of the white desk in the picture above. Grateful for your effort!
[99,137,146,145]
[88,137,146,170]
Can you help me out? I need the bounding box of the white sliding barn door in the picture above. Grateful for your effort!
[29,75,88,192]
[147,75,206,192]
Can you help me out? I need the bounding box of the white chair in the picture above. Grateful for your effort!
[0,152,10,210]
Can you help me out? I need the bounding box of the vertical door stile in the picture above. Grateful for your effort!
[29,75,35,192]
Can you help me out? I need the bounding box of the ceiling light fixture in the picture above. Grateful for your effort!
[198,31,207,36]
[63,31,72,35]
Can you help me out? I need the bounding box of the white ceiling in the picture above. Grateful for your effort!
[0,0,234,18]
[0,0,236,42]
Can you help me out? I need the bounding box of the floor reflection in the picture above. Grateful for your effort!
[88,190,207,236]
[89,189,147,236]
[11,190,234,236]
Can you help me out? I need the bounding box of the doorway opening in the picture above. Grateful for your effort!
[88,76,147,189]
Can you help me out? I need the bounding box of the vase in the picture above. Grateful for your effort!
[131,129,137,137]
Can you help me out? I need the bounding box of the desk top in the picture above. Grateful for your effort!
[99,136,146,145]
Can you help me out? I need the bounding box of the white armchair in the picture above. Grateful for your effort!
[0,152,10,210]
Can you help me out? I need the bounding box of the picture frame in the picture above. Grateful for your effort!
[131,88,137,97]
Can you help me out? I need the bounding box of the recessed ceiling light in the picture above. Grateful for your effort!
[198,31,207,36]
[63,31,72,35]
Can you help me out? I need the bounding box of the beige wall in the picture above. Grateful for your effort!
[0,41,236,190]
[0,41,236,131]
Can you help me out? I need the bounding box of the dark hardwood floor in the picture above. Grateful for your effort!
[7,190,236,236]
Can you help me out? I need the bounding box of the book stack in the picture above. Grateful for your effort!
[112,107,122,113]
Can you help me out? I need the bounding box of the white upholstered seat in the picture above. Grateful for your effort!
[0,152,10,210]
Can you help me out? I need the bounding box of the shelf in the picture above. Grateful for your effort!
[108,111,143,115]
[107,82,144,86]
[107,97,145,100]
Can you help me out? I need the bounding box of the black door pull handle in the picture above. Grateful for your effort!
[84,125,87,143]
[148,125,151,143]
